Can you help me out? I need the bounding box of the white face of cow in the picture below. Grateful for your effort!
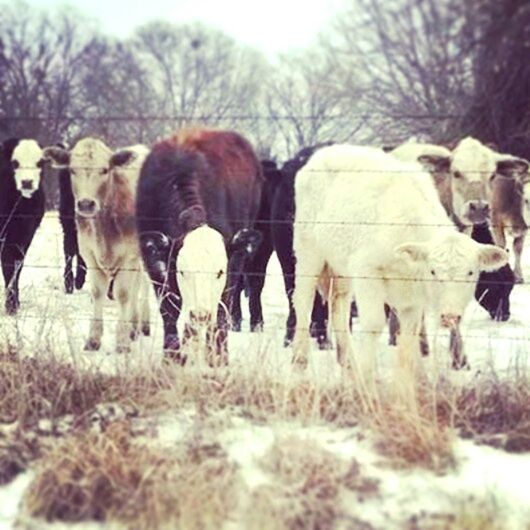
[177,226,228,324]
[395,231,508,328]
[450,138,497,225]
[69,138,113,218]
[11,140,45,199]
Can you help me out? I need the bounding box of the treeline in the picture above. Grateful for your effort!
[1,0,529,162]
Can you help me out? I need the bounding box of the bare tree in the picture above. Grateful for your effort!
[265,48,366,157]
[323,0,473,144]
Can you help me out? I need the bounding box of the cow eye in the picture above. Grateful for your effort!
[179,271,185,277]
[489,173,496,182]
[453,171,463,179]
[216,269,224,279]
[468,271,473,276]
[36,159,45,169]
[100,167,109,175]
[11,160,19,170]
[70,169,76,176]
[430,270,436,276]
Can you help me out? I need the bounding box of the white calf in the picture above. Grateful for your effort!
[292,145,508,372]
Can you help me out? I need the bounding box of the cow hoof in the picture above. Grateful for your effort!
[231,321,242,332]
[317,336,333,350]
[164,350,187,366]
[420,342,430,357]
[84,338,101,351]
[250,322,263,332]
[75,275,86,290]
[452,357,469,370]
[129,329,140,341]
[65,283,74,295]
[141,323,151,336]
[514,276,524,285]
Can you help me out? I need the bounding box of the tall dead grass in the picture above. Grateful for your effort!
[21,420,243,529]
[243,436,379,530]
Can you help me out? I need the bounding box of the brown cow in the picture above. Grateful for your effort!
[136,127,263,363]
[44,138,150,353]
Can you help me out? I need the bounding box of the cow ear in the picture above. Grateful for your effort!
[477,244,508,272]
[229,228,262,257]
[43,146,70,168]
[395,242,428,264]
[179,205,206,233]
[496,157,529,179]
[110,149,136,168]
[1,138,20,160]
[417,154,451,174]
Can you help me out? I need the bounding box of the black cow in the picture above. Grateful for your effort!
[0,138,45,314]
[233,145,337,348]
[136,127,263,360]
[58,168,86,293]
[472,222,515,321]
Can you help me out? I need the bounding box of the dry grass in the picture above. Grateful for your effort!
[0,428,42,484]
[454,369,530,452]
[408,494,512,530]
[243,436,378,530]
[21,420,243,529]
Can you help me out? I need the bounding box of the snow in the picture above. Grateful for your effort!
[1,212,530,529]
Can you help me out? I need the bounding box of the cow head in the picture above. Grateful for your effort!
[418,138,529,225]
[43,138,139,218]
[2,138,48,199]
[177,225,228,324]
[395,231,508,329]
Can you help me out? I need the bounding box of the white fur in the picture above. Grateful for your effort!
[177,225,228,323]
[11,140,43,199]
[291,145,508,369]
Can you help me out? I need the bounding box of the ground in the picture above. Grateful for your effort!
[0,213,529,530]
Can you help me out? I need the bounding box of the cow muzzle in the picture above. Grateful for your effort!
[463,200,490,224]
[76,199,98,217]
[440,314,462,329]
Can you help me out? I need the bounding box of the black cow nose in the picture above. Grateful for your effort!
[21,180,33,190]
[77,199,96,213]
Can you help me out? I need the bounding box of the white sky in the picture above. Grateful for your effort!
[26,0,346,55]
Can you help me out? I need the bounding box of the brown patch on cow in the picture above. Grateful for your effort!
[491,177,527,239]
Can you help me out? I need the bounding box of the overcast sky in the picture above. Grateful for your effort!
[26,0,346,55]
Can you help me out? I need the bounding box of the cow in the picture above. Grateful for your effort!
[231,159,283,332]
[44,138,151,353]
[136,127,263,362]
[0,138,46,315]
[291,145,508,374]
[391,140,529,281]
[58,167,87,293]
[472,222,515,321]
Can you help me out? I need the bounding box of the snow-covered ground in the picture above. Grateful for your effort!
[1,213,530,529]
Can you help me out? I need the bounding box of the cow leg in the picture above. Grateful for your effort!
[139,274,151,336]
[247,236,273,332]
[84,257,107,351]
[387,307,399,346]
[275,250,297,346]
[329,277,354,367]
[354,279,386,382]
[75,254,87,290]
[449,325,467,370]
[292,252,324,368]
[395,306,423,375]
[311,292,332,350]
[64,254,75,294]
[491,219,506,249]
[513,234,525,284]
[231,275,243,332]
[113,266,141,353]
[2,247,24,315]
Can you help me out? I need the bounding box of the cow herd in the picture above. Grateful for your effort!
[1,129,529,372]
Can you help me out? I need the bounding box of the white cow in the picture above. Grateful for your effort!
[44,139,150,353]
[291,145,508,373]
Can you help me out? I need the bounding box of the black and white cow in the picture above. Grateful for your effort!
[0,138,46,314]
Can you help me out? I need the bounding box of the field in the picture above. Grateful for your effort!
[1,213,530,530]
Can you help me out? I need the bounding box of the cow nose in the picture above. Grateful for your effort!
[21,180,33,190]
[440,314,462,329]
[466,201,489,223]
[77,199,96,214]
